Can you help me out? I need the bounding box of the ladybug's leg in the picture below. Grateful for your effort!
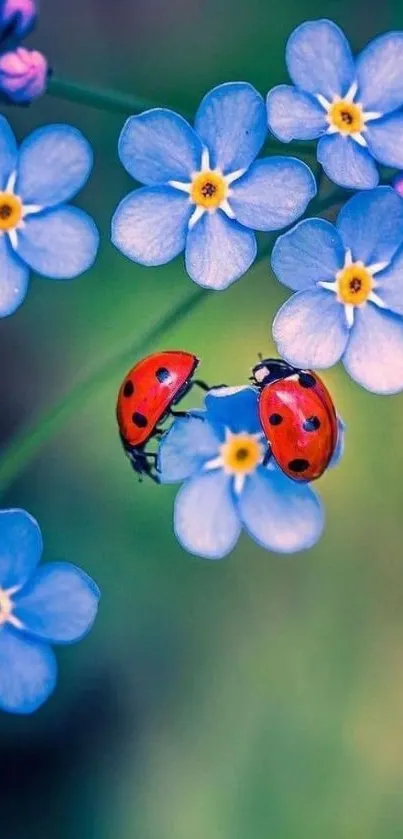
[174,379,228,409]
[169,408,188,418]
[144,464,161,484]
[191,379,228,392]
[125,444,159,483]
[139,452,161,484]
[262,448,272,467]
[191,379,210,392]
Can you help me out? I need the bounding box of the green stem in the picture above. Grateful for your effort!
[47,76,189,119]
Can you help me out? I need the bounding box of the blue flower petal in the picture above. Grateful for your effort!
[271,218,345,291]
[343,305,403,394]
[158,415,220,484]
[286,19,355,100]
[194,82,267,172]
[366,113,403,169]
[356,32,403,113]
[0,236,29,317]
[231,157,316,232]
[185,211,256,290]
[204,386,261,436]
[174,470,241,559]
[0,115,17,189]
[15,562,100,645]
[266,85,327,143]
[273,288,349,369]
[336,187,403,266]
[317,134,379,190]
[118,110,203,186]
[237,465,324,553]
[16,125,93,208]
[0,509,42,590]
[0,628,57,714]
[328,416,346,469]
[17,206,99,279]
[112,186,191,267]
[375,245,403,316]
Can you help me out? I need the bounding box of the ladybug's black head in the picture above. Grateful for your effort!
[251,357,297,388]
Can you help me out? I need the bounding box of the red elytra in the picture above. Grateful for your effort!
[252,358,338,482]
[117,350,199,448]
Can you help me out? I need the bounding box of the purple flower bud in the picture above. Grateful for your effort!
[0,47,49,104]
[393,173,403,200]
[0,0,37,42]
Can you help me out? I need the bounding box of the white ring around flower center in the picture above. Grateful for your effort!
[318,248,389,328]
[169,147,246,229]
[316,81,382,148]
[204,428,265,495]
[0,170,43,250]
[0,585,23,629]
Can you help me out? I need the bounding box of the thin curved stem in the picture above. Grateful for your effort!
[47,76,189,118]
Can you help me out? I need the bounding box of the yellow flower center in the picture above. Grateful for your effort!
[190,170,227,209]
[328,100,364,135]
[221,432,263,476]
[0,192,22,231]
[337,262,374,305]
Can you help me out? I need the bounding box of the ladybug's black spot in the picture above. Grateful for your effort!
[132,411,148,428]
[299,373,316,389]
[303,415,320,432]
[269,413,283,426]
[288,458,310,473]
[156,367,172,384]
[123,380,134,397]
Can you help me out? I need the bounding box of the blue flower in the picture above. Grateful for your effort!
[0,117,99,317]
[112,82,316,290]
[157,387,343,559]
[0,508,100,714]
[271,187,403,394]
[267,19,403,190]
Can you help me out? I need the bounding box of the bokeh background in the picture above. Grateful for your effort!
[1,0,403,836]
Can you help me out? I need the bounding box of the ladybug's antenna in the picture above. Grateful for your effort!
[258,352,263,361]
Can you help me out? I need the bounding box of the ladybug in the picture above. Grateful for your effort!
[117,350,209,481]
[251,358,338,483]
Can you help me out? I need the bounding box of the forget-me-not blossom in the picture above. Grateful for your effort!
[158,387,344,559]
[112,82,316,290]
[267,19,403,190]
[272,187,403,394]
[0,508,100,714]
[0,116,99,316]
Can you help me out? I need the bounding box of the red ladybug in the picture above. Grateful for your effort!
[251,358,338,483]
[117,350,209,481]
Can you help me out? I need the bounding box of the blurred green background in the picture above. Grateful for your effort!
[1,0,403,836]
